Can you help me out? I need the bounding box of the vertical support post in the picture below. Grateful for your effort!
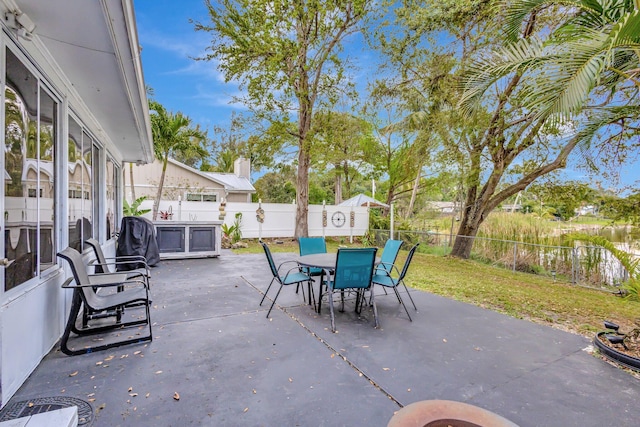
[513,242,517,272]
[390,203,395,240]
[258,199,263,242]
[349,206,354,244]
[322,200,326,238]
[572,247,577,285]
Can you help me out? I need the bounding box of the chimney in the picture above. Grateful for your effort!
[234,157,250,179]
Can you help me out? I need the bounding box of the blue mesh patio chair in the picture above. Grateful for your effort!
[298,237,327,276]
[298,237,327,307]
[260,241,313,318]
[371,243,419,321]
[375,239,403,275]
[323,247,378,333]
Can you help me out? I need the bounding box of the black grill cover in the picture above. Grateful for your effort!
[116,216,160,270]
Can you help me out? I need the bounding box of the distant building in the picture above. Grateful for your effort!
[125,157,255,203]
[426,201,456,214]
[501,204,523,212]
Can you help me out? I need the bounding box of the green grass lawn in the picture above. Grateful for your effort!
[236,238,639,336]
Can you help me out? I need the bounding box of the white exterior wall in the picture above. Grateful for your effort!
[0,0,152,406]
[137,200,370,239]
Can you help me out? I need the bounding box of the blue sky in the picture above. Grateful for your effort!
[133,0,373,135]
[133,1,638,192]
[134,0,240,132]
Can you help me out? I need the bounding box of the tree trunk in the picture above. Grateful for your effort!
[342,161,350,199]
[152,158,168,221]
[408,162,422,215]
[129,163,136,201]
[334,161,342,204]
[450,204,484,259]
[295,148,310,237]
[334,169,342,204]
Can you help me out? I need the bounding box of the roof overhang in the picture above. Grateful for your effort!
[3,0,154,163]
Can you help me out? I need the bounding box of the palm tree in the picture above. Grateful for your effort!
[149,101,207,220]
[461,0,640,124]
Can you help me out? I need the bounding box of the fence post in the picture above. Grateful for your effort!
[572,247,577,285]
[513,242,517,272]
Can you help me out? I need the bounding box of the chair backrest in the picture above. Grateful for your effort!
[375,239,403,274]
[57,247,103,309]
[85,238,111,273]
[332,247,378,290]
[260,241,280,278]
[298,237,327,256]
[58,247,91,286]
[397,243,420,281]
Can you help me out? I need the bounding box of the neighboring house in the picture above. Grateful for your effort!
[577,205,597,216]
[501,204,523,212]
[126,157,255,203]
[426,201,456,214]
[0,0,153,407]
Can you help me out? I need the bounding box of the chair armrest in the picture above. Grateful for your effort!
[282,265,311,281]
[63,277,147,289]
[61,277,75,288]
[276,259,300,273]
[377,262,399,276]
[111,255,148,263]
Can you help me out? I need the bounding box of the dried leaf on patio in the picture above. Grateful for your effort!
[155,370,163,374]
[128,387,133,392]
[173,392,180,401]
[69,371,78,377]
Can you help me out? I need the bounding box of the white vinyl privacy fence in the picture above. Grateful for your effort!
[137,199,370,239]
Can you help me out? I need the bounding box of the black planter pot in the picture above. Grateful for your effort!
[593,331,640,372]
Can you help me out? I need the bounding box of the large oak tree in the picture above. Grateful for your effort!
[194,0,369,237]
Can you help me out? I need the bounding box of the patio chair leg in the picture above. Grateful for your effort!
[266,284,284,318]
[370,287,379,329]
[329,290,337,332]
[402,281,418,310]
[393,287,412,322]
[260,277,276,307]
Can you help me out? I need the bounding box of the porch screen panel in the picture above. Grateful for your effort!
[106,158,118,238]
[67,117,83,251]
[4,49,38,290]
[38,89,56,272]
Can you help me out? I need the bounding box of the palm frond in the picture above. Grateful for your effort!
[503,0,601,41]
[459,36,546,114]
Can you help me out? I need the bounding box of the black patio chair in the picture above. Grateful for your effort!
[57,247,152,356]
[371,243,419,321]
[260,241,313,318]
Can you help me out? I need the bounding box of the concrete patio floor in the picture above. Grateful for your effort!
[5,249,640,426]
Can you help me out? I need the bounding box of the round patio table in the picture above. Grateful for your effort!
[296,253,338,270]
